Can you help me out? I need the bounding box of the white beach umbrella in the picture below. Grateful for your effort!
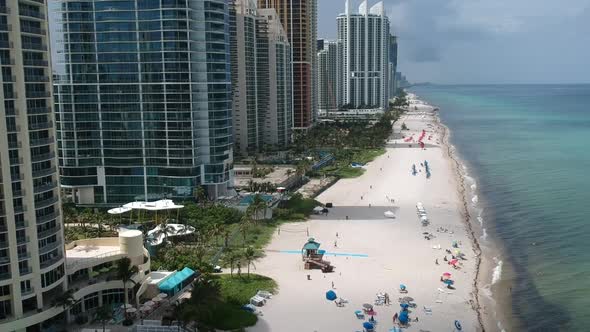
[144,301,155,307]
[126,308,137,313]
[158,293,168,299]
[152,296,162,302]
[120,304,133,309]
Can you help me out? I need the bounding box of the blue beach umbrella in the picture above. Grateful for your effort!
[400,303,409,309]
[325,290,337,301]
[399,284,407,290]
[455,320,463,330]
[443,279,454,285]
[363,322,374,330]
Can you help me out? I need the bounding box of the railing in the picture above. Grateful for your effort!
[36,210,60,224]
[37,223,60,239]
[31,152,55,162]
[27,107,51,115]
[66,250,123,273]
[33,182,57,194]
[21,287,35,296]
[25,75,49,82]
[17,236,30,245]
[40,254,63,269]
[39,240,61,254]
[0,272,11,281]
[23,59,48,66]
[30,137,55,147]
[18,251,31,260]
[19,9,45,20]
[21,26,46,35]
[34,195,59,209]
[19,267,33,276]
[26,91,51,99]
[32,166,56,178]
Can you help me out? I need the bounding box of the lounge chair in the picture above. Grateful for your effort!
[355,310,365,319]
[423,306,433,315]
[256,290,272,299]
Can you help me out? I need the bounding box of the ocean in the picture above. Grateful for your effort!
[410,85,590,331]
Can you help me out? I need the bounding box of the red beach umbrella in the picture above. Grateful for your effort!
[450,259,459,265]
[443,272,452,277]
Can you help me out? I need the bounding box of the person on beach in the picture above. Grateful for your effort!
[393,312,398,323]
[332,281,334,289]
[336,232,339,238]
[435,258,439,265]
[334,240,337,248]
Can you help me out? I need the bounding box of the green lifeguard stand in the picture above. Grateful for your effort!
[302,237,321,259]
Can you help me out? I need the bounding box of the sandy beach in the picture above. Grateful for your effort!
[249,97,482,332]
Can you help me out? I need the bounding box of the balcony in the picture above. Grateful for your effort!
[23,59,48,67]
[19,9,45,20]
[31,151,55,162]
[10,157,24,165]
[35,195,59,209]
[37,223,61,239]
[39,240,62,254]
[27,107,51,115]
[32,166,57,178]
[36,210,59,223]
[16,221,29,229]
[0,241,8,249]
[0,40,13,49]
[30,136,54,147]
[17,236,30,245]
[26,91,51,99]
[0,6,11,14]
[8,141,21,149]
[25,75,50,82]
[0,272,11,281]
[0,256,9,264]
[13,189,25,197]
[22,42,48,51]
[14,205,26,213]
[21,25,46,36]
[20,266,33,276]
[33,181,57,194]
[21,286,35,297]
[18,251,31,261]
[40,254,63,269]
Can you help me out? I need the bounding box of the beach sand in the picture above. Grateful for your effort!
[248,98,481,332]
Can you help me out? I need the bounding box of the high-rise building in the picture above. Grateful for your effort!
[389,34,398,97]
[257,0,317,129]
[54,0,234,205]
[0,0,67,327]
[229,0,292,156]
[338,0,391,111]
[317,40,342,115]
[258,8,293,149]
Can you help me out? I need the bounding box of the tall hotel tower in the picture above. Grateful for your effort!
[337,0,391,111]
[257,0,317,129]
[54,0,234,204]
[0,0,66,328]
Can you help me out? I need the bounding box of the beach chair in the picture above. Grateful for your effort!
[256,290,272,299]
[423,306,433,315]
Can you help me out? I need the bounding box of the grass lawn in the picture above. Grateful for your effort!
[318,147,385,179]
[337,166,365,178]
[226,221,279,249]
[205,274,278,330]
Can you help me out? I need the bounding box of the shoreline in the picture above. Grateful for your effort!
[437,115,486,330]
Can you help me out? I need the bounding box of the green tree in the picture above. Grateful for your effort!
[185,276,221,329]
[242,247,261,278]
[224,248,242,277]
[52,289,77,310]
[115,257,139,310]
[95,305,113,332]
[194,186,207,205]
[248,194,267,221]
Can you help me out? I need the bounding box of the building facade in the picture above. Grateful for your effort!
[0,0,67,328]
[257,0,317,129]
[337,0,390,111]
[317,40,341,115]
[53,0,234,205]
[230,1,292,156]
[388,34,398,98]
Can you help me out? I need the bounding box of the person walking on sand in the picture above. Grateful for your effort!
[336,232,339,238]
[435,258,439,265]
[334,240,337,248]
[332,281,335,289]
[393,312,398,323]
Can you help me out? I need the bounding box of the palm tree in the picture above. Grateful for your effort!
[224,248,241,277]
[53,289,77,310]
[52,289,78,323]
[194,186,207,206]
[115,257,139,310]
[80,208,93,231]
[185,277,221,329]
[95,305,112,332]
[249,194,267,221]
[242,247,260,278]
[240,214,254,247]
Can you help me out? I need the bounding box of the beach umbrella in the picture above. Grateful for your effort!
[140,306,151,312]
[120,304,133,309]
[362,303,373,310]
[326,290,337,301]
[443,272,452,277]
[144,301,155,307]
[400,303,409,309]
[443,279,454,285]
[449,259,459,266]
[363,322,374,330]
[152,296,162,302]
[400,296,414,302]
[367,309,377,316]
[157,293,168,299]
[455,320,463,330]
[399,284,407,291]
[126,308,137,313]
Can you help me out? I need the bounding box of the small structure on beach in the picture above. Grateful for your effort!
[302,238,334,272]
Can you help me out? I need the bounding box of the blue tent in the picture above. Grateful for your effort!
[363,322,374,329]
[399,311,409,324]
[325,290,337,301]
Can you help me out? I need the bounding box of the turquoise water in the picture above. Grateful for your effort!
[411,85,590,330]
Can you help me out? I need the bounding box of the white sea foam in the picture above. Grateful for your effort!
[492,258,503,285]
[472,195,479,204]
[471,183,477,191]
[481,228,488,241]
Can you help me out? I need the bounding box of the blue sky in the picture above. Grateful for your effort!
[318,0,590,84]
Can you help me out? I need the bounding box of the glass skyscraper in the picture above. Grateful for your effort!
[54,0,234,205]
